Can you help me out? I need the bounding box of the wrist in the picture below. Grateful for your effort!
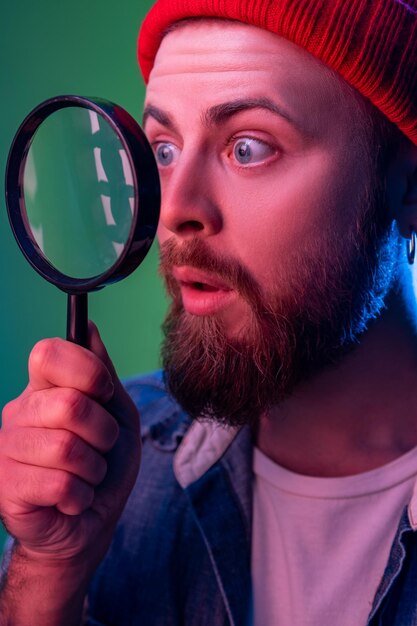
[0,542,93,626]
[14,540,92,574]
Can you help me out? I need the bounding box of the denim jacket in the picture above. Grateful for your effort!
[84,372,417,625]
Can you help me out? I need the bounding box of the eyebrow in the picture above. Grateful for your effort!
[143,97,297,132]
[142,105,179,133]
[204,98,295,127]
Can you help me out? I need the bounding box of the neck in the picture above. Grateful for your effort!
[256,286,417,477]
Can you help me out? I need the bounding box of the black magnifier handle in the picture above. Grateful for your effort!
[66,293,88,348]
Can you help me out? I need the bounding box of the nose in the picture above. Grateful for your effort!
[158,150,223,239]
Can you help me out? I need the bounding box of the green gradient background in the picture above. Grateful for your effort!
[0,0,164,549]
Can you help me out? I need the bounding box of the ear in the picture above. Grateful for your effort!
[388,138,417,239]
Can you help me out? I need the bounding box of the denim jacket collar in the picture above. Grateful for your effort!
[172,420,252,626]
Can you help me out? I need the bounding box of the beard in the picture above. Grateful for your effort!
[159,183,401,428]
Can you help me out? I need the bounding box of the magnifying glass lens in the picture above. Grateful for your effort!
[6,95,160,347]
[23,107,135,279]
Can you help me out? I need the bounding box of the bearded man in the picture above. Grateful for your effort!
[1,1,417,625]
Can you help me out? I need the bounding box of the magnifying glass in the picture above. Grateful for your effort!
[5,95,160,347]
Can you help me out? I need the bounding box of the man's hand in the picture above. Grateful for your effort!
[0,323,141,624]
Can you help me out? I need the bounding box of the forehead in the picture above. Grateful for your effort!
[145,20,360,137]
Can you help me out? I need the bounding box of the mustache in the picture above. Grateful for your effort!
[159,238,263,311]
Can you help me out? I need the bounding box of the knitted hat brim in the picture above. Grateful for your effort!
[138,0,417,145]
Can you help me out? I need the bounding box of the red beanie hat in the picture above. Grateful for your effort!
[138,0,417,145]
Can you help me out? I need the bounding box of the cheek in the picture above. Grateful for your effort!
[220,152,366,285]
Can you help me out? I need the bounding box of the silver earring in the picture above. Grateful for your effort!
[407,230,416,265]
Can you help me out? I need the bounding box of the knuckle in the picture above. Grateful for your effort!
[55,432,84,466]
[58,388,87,422]
[29,338,61,374]
[2,392,41,430]
[2,390,33,425]
[54,470,77,500]
[1,399,16,427]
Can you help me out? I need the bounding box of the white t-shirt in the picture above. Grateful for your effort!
[251,445,417,626]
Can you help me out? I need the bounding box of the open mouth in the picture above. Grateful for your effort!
[173,266,232,292]
[172,266,235,315]
[187,281,220,292]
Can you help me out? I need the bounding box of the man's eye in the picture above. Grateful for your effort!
[154,143,179,167]
[232,138,276,166]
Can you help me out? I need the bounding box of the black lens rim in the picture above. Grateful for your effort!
[5,95,161,294]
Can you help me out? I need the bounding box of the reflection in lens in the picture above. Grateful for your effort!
[23,107,135,279]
